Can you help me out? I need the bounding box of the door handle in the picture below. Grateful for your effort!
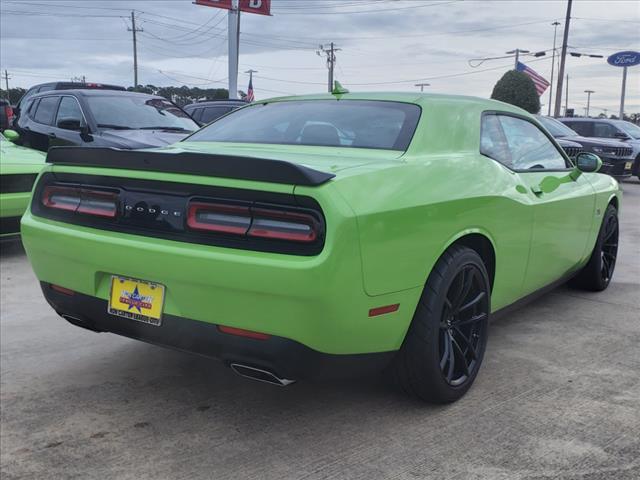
[48,133,57,139]
[530,185,543,196]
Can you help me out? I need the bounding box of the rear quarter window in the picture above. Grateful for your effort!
[33,96,60,125]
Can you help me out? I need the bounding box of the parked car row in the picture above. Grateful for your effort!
[558,117,640,180]
[536,116,635,178]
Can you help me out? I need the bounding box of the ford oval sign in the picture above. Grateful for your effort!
[607,51,640,68]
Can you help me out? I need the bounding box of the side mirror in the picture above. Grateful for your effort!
[614,131,630,140]
[3,129,20,143]
[575,152,602,173]
[57,118,82,131]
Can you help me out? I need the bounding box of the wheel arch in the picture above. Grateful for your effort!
[441,229,496,291]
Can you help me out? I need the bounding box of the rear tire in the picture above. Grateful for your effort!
[570,204,619,292]
[393,245,490,403]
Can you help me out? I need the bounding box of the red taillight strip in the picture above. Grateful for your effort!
[218,325,271,340]
[186,200,321,244]
[42,185,118,218]
[248,208,318,243]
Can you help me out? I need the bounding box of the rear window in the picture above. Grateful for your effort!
[201,106,235,124]
[186,100,421,151]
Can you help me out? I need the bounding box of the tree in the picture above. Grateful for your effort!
[490,70,540,114]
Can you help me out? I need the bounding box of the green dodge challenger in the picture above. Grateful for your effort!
[1,130,46,239]
[21,92,621,403]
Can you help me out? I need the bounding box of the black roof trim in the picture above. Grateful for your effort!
[46,147,335,187]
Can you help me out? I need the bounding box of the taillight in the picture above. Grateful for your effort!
[5,105,14,121]
[42,185,118,218]
[187,200,320,243]
[249,208,318,242]
[187,202,251,234]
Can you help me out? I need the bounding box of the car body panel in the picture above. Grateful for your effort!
[21,93,622,358]
[0,134,46,236]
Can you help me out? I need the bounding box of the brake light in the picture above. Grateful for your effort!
[42,185,118,218]
[248,208,318,242]
[187,202,251,234]
[4,105,14,122]
[187,200,320,243]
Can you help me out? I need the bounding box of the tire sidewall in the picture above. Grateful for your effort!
[411,248,491,402]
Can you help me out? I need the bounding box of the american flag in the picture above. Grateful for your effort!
[516,61,550,96]
[246,75,255,102]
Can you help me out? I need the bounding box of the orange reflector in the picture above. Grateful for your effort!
[51,284,75,296]
[218,325,270,340]
[368,304,400,317]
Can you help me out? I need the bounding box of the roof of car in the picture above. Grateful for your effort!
[29,89,163,99]
[257,91,528,112]
[558,117,609,122]
[184,99,248,109]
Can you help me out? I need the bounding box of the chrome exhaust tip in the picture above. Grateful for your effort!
[230,363,295,387]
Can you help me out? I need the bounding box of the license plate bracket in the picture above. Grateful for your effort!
[108,276,166,326]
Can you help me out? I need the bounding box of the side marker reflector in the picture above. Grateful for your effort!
[369,304,400,317]
[218,325,271,341]
[51,284,75,296]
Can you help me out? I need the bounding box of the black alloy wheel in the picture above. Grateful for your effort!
[440,265,489,387]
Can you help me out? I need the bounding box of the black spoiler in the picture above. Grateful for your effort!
[46,147,335,187]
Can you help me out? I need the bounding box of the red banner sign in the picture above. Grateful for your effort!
[194,0,271,16]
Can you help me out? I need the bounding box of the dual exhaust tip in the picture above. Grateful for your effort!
[230,363,295,387]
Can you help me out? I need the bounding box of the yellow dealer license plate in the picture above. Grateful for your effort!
[108,276,165,326]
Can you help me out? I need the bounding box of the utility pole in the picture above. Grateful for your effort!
[415,83,430,92]
[548,21,561,116]
[2,70,10,100]
[317,43,340,93]
[128,11,143,90]
[584,89,594,117]
[506,48,530,68]
[228,0,241,99]
[554,0,572,117]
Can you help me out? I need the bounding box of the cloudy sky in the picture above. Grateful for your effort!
[1,0,638,115]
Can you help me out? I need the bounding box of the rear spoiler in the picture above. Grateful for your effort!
[46,147,335,187]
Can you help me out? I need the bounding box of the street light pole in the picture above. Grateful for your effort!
[548,21,561,116]
[584,89,594,117]
[554,0,573,117]
[415,83,430,92]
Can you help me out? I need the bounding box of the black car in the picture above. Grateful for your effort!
[536,116,634,178]
[16,90,199,152]
[12,81,126,128]
[183,99,247,126]
[558,117,640,180]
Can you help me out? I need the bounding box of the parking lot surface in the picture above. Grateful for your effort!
[1,179,639,480]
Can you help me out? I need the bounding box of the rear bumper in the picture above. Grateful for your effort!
[22,211,421,355]
[43,283,395,380]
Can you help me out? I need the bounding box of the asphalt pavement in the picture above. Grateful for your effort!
[1,178,639,480]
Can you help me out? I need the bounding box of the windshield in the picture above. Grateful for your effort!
[537,116,577,137]
[614,120,640,139]
[186,100,421,151]
[87,96,198,131]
